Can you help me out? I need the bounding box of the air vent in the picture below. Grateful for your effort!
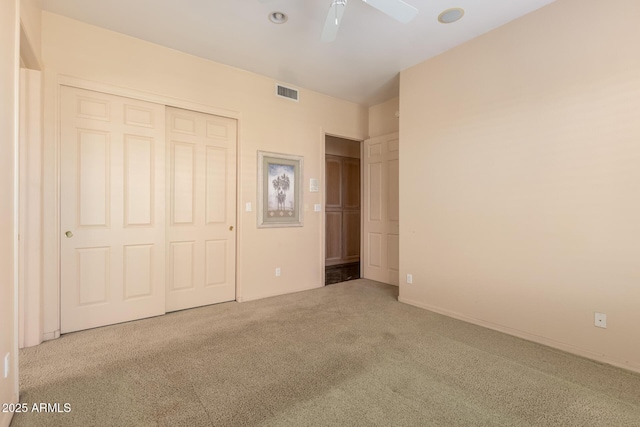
[276,84,299,102]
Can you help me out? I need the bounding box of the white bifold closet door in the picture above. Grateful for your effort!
[166,107,237,312]
[60,86,167,333]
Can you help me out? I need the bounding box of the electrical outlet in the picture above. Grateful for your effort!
[245,202,252,212]
[406,274,413,284]
[3,353,9,379]
[595,312,607,328]
[275,268,281,277]
[314,204,321,212]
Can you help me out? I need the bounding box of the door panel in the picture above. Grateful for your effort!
[171,142,196,224]
[326,212,343,262]
[325,157,342,209]
[60,86,166,333]
[205,147,227,224]
[169,241,195,291]
[343,158,360,210]
[343,211,360,261]
[78,130,109,227]
[123,245,153,299]
[166,107,237,312]
[363,132,399,285]
[124,136,154,226]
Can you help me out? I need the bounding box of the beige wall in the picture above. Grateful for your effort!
[40,12,367,334]
[368,96,398,138]
[399,0,640,372]
[0,0,20,424]
[18,0,43,350]
[20,0,41,67]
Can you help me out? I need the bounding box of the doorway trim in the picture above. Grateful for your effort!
[42,75,242,339]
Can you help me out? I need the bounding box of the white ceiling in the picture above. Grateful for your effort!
[41,0,556,106]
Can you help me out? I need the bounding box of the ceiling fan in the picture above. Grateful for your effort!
[261,0,419,42]
[320,0,419,42]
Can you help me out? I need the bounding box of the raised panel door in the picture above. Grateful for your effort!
[60,86,166,333]
[166,107,237,311]
[363,132,399,285]
[325,154,361,268]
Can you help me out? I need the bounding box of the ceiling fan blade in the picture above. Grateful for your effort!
[362,0,418,23]
[321,1,347,43]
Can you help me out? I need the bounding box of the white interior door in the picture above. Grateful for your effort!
[363,132,399,285]
[166,107,237,312]
[60,86,166,333]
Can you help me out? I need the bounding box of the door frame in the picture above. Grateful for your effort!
[18,68,42,348]
[43,75,242,339]
[321,130,365,283]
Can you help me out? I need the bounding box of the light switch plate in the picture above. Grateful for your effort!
[310,178,319,192]
[314,204,321,212]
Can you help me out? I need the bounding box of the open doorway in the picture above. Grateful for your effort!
[324,135,361,285]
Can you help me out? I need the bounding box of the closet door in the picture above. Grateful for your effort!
[60,86,166,333]
[166,107,237,311]
[325,156,343,265]
[325,155,360,266]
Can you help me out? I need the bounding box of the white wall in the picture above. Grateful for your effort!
[0,0,20,425]
[399,0,640,372]
[40,12,368,335]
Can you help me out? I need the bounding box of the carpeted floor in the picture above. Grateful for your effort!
[12,279,640,426]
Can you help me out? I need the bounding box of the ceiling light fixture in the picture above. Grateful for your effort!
[268,11,288,24]
[438,8,464,24]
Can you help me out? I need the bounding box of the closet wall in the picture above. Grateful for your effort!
[40,12,368,336]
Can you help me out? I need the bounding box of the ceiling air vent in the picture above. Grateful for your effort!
[276,84,299,102]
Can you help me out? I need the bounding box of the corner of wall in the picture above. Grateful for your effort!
[368,97,399,138]
[19,0,42,69]
[1,0,21,425]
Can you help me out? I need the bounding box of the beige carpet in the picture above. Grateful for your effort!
[13,279,640,426]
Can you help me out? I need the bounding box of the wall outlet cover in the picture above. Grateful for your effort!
[595,312,607,328]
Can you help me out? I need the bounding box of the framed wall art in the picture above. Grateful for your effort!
[257,151,304,228]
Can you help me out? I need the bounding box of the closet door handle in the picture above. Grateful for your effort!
[65,231,73,238]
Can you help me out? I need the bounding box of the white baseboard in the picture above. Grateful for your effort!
[1,406,15,427]
[398,296,640,375]
[42,330,60,341]
[239,283,323,303]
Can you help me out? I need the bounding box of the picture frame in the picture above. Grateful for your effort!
[257,151,304,228]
